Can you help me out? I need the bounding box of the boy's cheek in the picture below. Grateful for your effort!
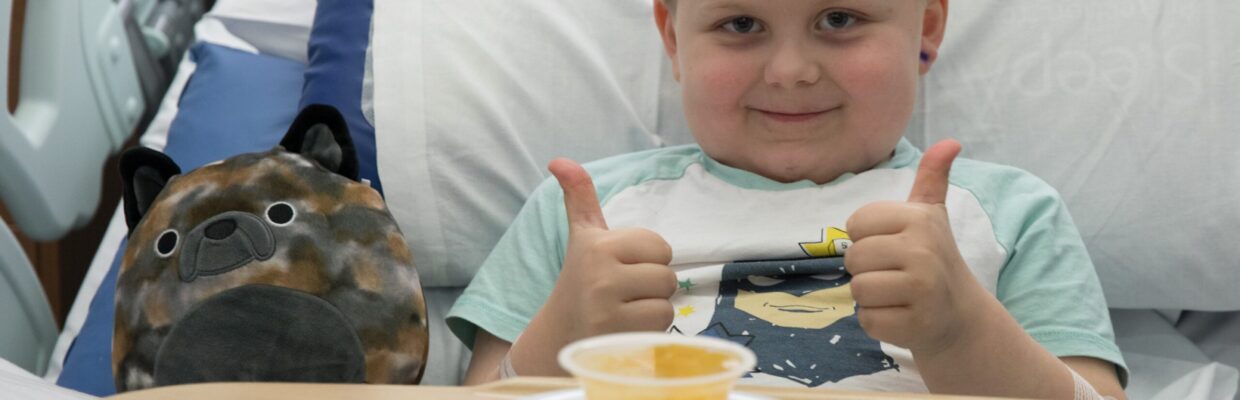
[680,63,753,125]
[683,54,755,96]
[838,47,916,89]
[837,54,918,114]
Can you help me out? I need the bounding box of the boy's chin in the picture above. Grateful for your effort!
[796,148,897,183]
[704,140,877,184]
[748,155,857,185]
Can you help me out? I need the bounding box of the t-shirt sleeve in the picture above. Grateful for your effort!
[446,178,569,349]
[961,164,1130,386]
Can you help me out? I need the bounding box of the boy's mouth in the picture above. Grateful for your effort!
[752,107,836,123]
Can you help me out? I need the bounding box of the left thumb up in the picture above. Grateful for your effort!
[907,140,962,204]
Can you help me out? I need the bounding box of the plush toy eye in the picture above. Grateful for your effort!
[155,229,179,257]
[265,202,296,226]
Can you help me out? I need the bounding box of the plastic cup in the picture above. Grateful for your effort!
[558,333,757,400]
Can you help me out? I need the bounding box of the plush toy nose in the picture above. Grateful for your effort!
[179,212,275,282]
[204,219,237,240]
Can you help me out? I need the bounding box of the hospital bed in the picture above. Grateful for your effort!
[0,0,206,378]
[0,0,1237,398]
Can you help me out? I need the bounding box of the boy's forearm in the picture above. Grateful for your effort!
[913,295,1079,398]
[463,358,502,385]
[465,306,573,384]
[508,304,576,377]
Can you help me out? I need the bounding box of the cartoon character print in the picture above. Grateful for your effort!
[113,105,427,391]
[676,228,896,387]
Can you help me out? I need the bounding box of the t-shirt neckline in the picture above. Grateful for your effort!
[698,138,921,191]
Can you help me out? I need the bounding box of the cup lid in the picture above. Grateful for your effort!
[557,333,757,387]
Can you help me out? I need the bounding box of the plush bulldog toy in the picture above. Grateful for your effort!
[113,105,427,391]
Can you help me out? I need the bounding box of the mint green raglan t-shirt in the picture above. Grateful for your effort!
[447,138,1128,391]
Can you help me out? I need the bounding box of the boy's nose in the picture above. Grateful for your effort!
[765,41,822,88]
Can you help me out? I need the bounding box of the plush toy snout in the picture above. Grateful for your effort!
[177,211,276,282]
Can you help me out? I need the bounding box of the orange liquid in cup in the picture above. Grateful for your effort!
[565,338,753,400]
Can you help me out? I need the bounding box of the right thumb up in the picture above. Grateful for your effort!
[549,158,609,232]
[542,158,677,340]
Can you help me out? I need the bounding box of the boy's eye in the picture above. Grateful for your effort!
[722,16,763,34]
[818,11,857,31]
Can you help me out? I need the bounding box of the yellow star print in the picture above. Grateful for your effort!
[677,305,695,317]
[799,227,852,257]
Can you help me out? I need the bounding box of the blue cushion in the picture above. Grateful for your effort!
[300,0,381,194]
[56,42,306,396]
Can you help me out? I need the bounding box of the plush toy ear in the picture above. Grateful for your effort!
[280,104,359,181]
[120,147,182,234]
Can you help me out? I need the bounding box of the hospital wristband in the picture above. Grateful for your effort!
[1069,368,1110,400]
[500,334,524,379]
[500,351,519,379]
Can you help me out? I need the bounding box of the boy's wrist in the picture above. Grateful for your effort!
[917,286,1006,360]
[510,302,576,377]
[508,331,567,377]
[912,291,1090,397]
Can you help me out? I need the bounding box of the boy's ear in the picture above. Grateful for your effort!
[920,0,949,74]
[653,0,681,82]
[120,147,181,233]
[280,104,360,181]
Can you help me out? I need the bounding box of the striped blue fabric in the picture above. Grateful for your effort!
[299,0,381,194]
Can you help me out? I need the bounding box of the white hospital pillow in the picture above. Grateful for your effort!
[914,0,1240,310]
[369,0,691,287]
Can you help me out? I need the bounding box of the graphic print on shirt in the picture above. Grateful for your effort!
[690,228,896,387]
[798,227,853,258]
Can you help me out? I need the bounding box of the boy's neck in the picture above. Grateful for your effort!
[702,146,904,188]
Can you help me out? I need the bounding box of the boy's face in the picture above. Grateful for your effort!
[655,0,947,184]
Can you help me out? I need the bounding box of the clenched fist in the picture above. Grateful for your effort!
[844,140,992,356]
[513,158,678,376]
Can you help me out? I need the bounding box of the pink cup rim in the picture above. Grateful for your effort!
[557,333,757,387]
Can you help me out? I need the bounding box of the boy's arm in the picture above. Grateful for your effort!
[462,314,602,384]
[461,159,677,384]
[463,330,509,385]
[912,292,1125,398]
[846,140,1125,399]
[1064,357,1127,398]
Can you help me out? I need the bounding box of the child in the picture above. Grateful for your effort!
[448,0,1128,397]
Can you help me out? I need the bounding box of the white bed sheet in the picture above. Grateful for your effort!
[190,0,315,63]
[1112,310,1239,399]
[206,0,315,29]
[1178,311,1240,395]
[2,358,95,399]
